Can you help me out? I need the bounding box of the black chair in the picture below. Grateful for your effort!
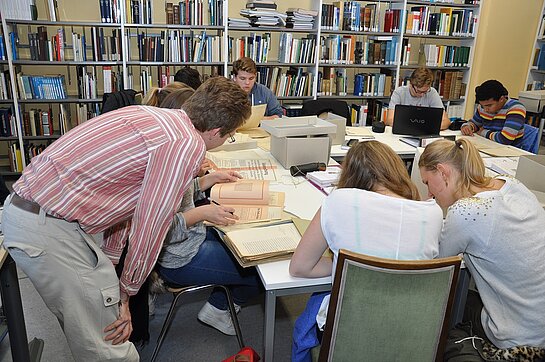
[300,99,351,126]
[150,283,244,362]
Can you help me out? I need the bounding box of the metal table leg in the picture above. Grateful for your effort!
[263,290,277,362]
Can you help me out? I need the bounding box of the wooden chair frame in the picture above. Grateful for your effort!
[319,249,461,362]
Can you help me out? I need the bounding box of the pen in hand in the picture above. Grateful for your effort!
[208,197,235,215]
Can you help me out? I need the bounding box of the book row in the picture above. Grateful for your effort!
[165,0,224,26]
[320,2,402,33]
[278,33,317,64]
[256,67,313,98]
[15,28,122,62]
[17,75,67,100]
[320,2,478,37]
[320,35,399,66]
[0,108,16,137]
[405,6,477,37]
[422,44,471,67]
[129,30,222,62]
[0,71,13,100]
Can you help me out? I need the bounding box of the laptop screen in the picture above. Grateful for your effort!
[392,105,443,136]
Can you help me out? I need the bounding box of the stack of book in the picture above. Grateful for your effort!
[240,1,287,27]
[285,8,318,30]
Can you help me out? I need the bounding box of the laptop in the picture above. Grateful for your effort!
[392,105,443,136]
[237,104,267,131]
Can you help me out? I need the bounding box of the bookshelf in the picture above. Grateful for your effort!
[526,2,545,91]
[0,0,481,175]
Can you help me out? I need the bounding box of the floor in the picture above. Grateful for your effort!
[0,272,309,361]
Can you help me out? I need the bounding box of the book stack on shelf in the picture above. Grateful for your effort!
[285,8,317,30]
[239,1,287,28]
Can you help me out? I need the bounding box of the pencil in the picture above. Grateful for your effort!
[208,197,235,215]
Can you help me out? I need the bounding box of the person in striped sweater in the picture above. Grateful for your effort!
[461,79,526,149]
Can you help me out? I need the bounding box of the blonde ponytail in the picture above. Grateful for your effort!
[419,139,491,196]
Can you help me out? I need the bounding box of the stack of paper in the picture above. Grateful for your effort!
[240,9,287,27]
[306,167,341,187]
[482,157,519,176]
[228,17,251,27]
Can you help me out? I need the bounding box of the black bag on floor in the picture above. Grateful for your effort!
[444,322,486,362]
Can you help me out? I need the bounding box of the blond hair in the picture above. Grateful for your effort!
[159,87,195,109]
[418,139,492,196]
[337,141,420,200]
[182,77,250,136]
[410,67,434,88]
[143,82,188,106]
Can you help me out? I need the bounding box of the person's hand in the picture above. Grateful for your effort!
[263,115,279,120]
[198,158,213,177]
[200,171,242,190]
[209,170,242,184]
[104,297,132,345]
[460,123,474,136]
[202,204,239,226]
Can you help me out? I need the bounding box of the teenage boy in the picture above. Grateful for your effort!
[232,57,283,119]
[386,67,451,130]
[461,79,526,148]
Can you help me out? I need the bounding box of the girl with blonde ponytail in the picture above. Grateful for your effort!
[419,138,545,349]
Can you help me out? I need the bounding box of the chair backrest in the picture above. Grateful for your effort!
[520,123,540,154]
[101,89,138,114]
[319,250,461,362]
[300,99,351,126]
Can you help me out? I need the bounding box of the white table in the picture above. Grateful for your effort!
[330,126,460,161]
[256,260,331,362]
[209,147,328,362]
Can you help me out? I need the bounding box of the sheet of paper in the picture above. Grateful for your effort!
[226,222,301,257]
[212,180,269,205]
[207,153,277,180]
[480,147,527,157]
[482,157,519,176]
[346,126,375,138]
[231,206,283,224]
[239,128,270,139]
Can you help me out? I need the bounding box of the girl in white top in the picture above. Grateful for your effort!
[290,140,443,280]
[419,138,545,348]
[289,141,443,336]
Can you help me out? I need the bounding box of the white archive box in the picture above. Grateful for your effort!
[260,116,337,168]
[516,155,545,208]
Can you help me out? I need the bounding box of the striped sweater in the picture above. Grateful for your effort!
[13,106,206,295]
[467,98,526,147]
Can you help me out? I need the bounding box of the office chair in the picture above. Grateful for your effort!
[300,99,351,126]
[319,250,461,362]
[150,283,245,362]
[521,123,541,154]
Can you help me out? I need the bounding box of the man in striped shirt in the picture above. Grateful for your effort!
[1,77,250,361]
[461,79,526,148]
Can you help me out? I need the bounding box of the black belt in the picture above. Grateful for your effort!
[11,193,58,219]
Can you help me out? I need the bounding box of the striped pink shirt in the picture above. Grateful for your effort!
[13,106,206,295]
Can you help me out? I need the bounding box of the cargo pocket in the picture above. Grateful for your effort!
[5,242,45,258]
[101,284,120,307]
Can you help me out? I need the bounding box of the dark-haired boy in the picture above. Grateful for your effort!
[462,79,526,147]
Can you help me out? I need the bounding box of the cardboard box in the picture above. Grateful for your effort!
[261,116,337,168]
[320,112,346,145]
[518,90,545,113]
[516,155,545,193]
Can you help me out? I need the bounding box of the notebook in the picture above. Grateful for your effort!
[238,104,267,131]
[392,105,443,136]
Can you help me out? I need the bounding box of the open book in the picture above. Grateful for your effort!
[210,180,285,224]
[221,218,311,267]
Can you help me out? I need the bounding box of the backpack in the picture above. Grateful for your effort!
[101,89,138,114]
